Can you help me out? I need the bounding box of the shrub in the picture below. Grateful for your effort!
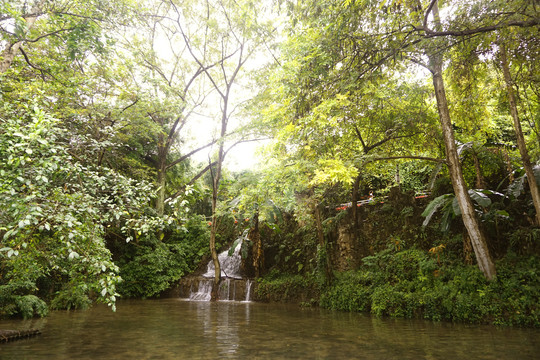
[319,249,540,327]
[50,285,92,311]
[255,271,319,303]
[15,295,49,319]
[117,217,210,298]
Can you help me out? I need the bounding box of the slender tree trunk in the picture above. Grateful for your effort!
[209,91,230,301]
[426,2,496,280]
[209,207,221,300]
[500,43,540,226]
[210,145,224,301]
[156,130,167,216]
[503,149,515,183]
[156,162,166,216]
[250,212,264,278]
[428,55,496,280]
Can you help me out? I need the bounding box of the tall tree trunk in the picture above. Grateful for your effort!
[426,2,496,280]
[500,43,540,226]
[209,210,221,300]
[156,131,167,216]
[428,55,496,280]
[156,163,166,216]
[210,145,224,301]
[209,91,230,301]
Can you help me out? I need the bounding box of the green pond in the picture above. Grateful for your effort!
[1,299,539,359]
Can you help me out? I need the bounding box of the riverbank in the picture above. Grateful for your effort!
[254,251,540,327]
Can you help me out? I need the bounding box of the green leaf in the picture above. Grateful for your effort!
[452,197,461,216]
[468,189,491,208]
[421,194,453,227]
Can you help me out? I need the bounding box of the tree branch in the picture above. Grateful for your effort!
[167,161,217,201]
[424,18,540,38]
[423,0,438,31]
[364,155,446,164]
[166,139,218,170]
[18,47,48,79]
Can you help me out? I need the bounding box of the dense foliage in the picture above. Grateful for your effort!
[320,251,539,326]
[0,105,151,315]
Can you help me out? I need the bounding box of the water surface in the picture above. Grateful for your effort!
[1,299,538,359]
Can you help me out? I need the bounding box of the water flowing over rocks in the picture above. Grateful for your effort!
[167,239,255,302]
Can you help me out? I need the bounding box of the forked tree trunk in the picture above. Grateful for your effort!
[500,43,540,226]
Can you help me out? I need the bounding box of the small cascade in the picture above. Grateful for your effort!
[189,280,212,301]
[244,280,252,302]
[219,279,231,300]
[183,236,255,302]
[203,242,243,279]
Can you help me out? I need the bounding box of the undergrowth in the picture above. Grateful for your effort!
[319,249,540,327]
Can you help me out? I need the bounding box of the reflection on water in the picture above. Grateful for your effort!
[1,299,539,359]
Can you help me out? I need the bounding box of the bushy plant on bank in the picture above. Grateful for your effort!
[254,269,320,304]
[0,106,152,317]
[116,216,210,298]
[319,249,540,327]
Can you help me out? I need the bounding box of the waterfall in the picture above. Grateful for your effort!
[219,278,231,300]
[203,242,243,279]
[244,280,252,302]
[185,237,253,302]
[189,280,212,301]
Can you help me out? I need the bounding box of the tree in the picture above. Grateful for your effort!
[499,40,540,225]
[0,104,159,315]
[268,0,539,280]
[175,0,273,300]
[422,1,496,279]
[1,0,132,73]
[256,0,447,271]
